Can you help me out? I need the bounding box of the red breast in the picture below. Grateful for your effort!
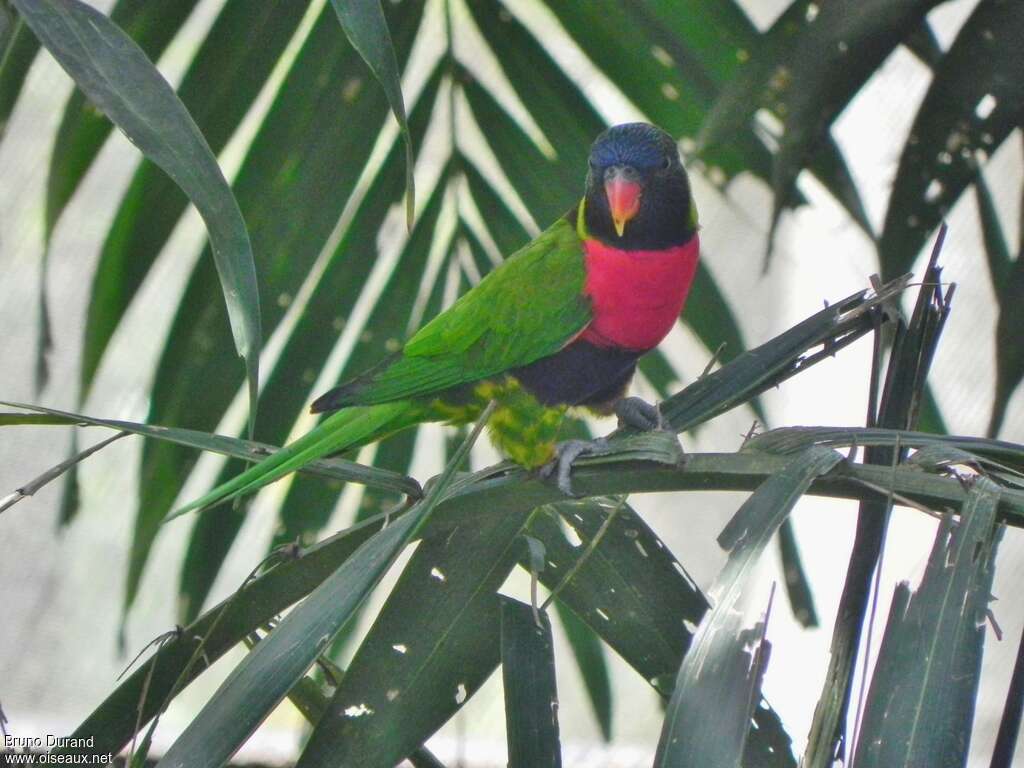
[579,235,700,351]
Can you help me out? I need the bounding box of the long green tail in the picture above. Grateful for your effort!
[168,401,422,519]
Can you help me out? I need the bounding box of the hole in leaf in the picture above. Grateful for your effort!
[344,703,374,718]
[975,93,997,120]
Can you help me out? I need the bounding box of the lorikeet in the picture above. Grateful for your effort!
[178,122,699,513]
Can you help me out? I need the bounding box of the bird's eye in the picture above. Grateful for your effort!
[662,156,672,170]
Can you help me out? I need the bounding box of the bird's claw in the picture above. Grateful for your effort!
[615,396,669,432]
[540,437,611,497]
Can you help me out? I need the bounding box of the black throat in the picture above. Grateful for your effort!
[583,172,696,250]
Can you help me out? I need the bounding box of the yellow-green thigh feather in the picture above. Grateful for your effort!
[426,377,567,468]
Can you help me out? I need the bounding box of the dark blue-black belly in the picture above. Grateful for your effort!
[512,338,639,408]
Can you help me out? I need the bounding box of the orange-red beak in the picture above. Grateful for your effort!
[604,166,641,237]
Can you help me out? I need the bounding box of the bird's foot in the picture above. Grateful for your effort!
[539,437,611,497]
[615,396,668,432]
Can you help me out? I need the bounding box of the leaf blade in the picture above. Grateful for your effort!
[0,400,419,497]
[78,0,312,399]
[295,503,530,767]
[656,445,842,767]
[878,0,1024,280]
[975,168,1024,438]
[44,0,202,237]
[854,480,1002,767]
[770,0,942,259]
[553,599,612,742]
[177,64,442,624]
[528,497,794,766]
[0,13,38,142]
[13,0,262,427]
[502,598,562,768]
[329,0,414,228]
[127,0,424,620]
[155,506,425,768]
[155,404,494,768]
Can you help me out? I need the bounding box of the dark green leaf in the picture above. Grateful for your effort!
[527,497,794,766]
[0,14,38,142]
[177,67,443,625]
[657,277,911,434]
[45,0,201,237]
[284,671,331,726]
[991,249,1024,438]
[657,602,772,768]
[329,0,415,229]
[908,443,996,473]
[62,507,398,758]
[127,0,423,620]
[295,504,530,767]
[777,519,819,628]
[879,0,1024,280]
[167,403,426,520]
[0,411,78,426]
[680,253,765,424]
[694,0,812,157]
[747,426,1024,473]
[548,0,772,182]
[804,251,951,768]
[904,21,943,69]
[770,0,943,260]
[553,599,612,742]
[0,401,419,497]
[976,168,1024,438]
[632,0,753,91]
[991,618,1024,768]
[528,499,705,696]
[271,429,422,675]
[975,169,1013,290]
[917,385,949,435]
[462,3,597,215]
[62,439,1024,760]
[717,446,846,587]
[55,271,1024,761]
[271,652,449,768]
[685,0,871,237]
[615,0,868,234]
[637,348,684,399]
[13,0,262,431]
[78,0,310,399]
[155,403,492,768]
[854,479,1002,767]
[502,598,562,768]
[155,504,425,768]
[0,3,16,69]
[656,445,841,766]
[460,162,532,252]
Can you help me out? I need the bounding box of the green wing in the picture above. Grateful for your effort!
[323,215,590,407]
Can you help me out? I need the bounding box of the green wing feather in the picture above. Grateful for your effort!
[174,215,589,516]
[319,215,590,408]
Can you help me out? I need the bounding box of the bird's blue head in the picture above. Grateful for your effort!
[584,123,695,249]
